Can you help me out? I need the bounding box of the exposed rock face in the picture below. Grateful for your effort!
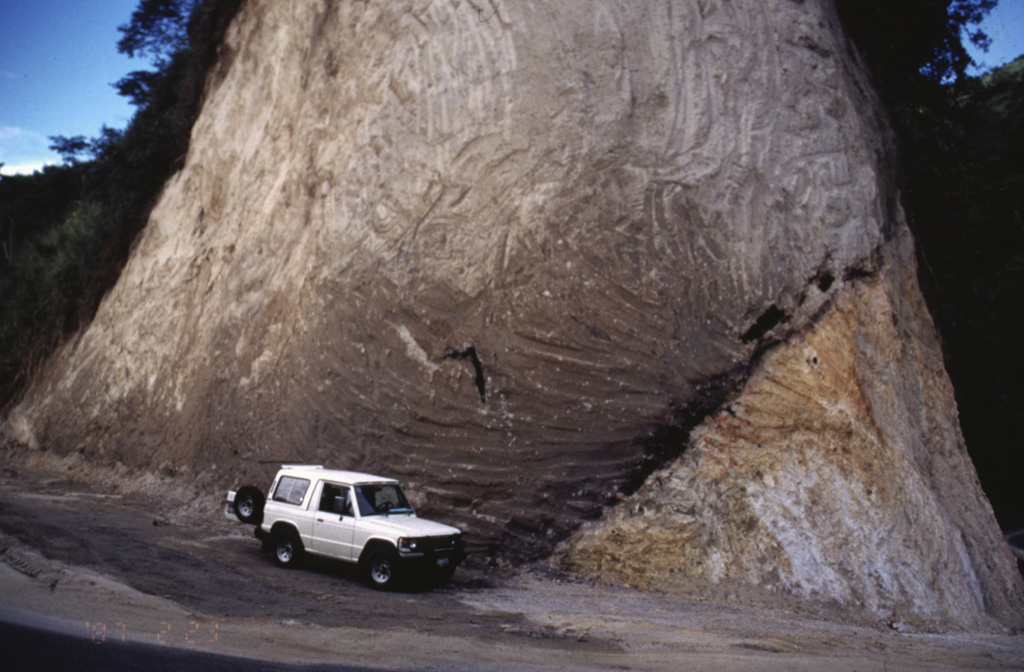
[557,230,1022,629]
[4,0,1021,628]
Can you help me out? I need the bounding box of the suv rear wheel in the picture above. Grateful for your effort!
[272,529,304,568]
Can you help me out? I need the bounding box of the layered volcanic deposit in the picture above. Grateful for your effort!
[4,0,1021,629]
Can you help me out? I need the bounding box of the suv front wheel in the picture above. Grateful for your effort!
[364,548,399,590]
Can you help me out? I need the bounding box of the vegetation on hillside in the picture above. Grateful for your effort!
[907,57,1024,530]
[0,0,243,406]
[836,0,1022,530]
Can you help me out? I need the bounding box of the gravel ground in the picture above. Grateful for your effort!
[0,475,1022,671]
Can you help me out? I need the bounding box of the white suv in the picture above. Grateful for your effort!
[225,465,464,589]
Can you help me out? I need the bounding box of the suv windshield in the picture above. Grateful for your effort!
[354,484,413,516]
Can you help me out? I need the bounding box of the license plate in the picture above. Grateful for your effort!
[436,557,450,567]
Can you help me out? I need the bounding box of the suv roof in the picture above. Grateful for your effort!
[276,465,398,486]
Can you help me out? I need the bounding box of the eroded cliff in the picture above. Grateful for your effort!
[4,0,1020,629]
[557,229,1022,630]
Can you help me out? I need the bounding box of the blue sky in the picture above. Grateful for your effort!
[966,0,1024,72]
[1,0,1022,176]
[0,0,138,175]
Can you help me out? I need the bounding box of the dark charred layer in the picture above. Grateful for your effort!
[620,367,753,497]
[741,305,792,344]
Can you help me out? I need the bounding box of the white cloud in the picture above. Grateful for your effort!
[0,125,58,174]
[1,161,52,176]
[0,126,29,141]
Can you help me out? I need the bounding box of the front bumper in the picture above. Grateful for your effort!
[398,535,465,572]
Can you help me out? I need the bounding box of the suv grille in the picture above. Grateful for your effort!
[423,535,458,553]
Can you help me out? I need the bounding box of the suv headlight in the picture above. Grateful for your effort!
[398,537,420,553]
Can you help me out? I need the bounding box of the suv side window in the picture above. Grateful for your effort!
[318,482,352,516]
[272,476,310,505]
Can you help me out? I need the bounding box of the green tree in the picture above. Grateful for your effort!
[48,135,91,165]
[836,0,995,98]
[0,0,244,409]
[114,0,199,111]
[117,0,200,66]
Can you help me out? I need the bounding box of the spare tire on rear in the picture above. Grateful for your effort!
[234,485,265,525]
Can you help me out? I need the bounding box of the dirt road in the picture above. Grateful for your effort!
[0,474,1021,671]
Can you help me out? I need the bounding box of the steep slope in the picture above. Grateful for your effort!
[4,0,1020,628]
[558,229,1021,630]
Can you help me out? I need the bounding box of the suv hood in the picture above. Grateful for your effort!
[360,514,460,538]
